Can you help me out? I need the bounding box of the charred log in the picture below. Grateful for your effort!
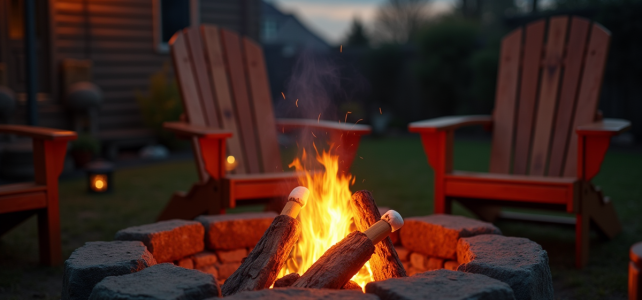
[351,190,407,280]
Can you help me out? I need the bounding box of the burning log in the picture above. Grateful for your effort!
[350,191,407,280]
[273,273,300,288]
[221,187,309,296]
[292,210,404,289]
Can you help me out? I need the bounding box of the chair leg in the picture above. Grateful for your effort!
[37,206,61,266]
[575,209,590,268]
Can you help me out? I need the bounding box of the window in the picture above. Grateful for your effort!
[262,19,277,40]
[154,0,199,53]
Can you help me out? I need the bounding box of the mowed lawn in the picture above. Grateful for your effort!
[0,136,640,299]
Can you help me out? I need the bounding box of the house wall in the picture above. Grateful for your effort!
[46,0,261,147]
[51,0,168,142]
[200,0,260,41]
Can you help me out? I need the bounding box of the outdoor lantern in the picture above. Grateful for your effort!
[226,155,238,171]
[86,160,114,194]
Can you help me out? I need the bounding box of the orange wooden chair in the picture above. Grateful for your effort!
[408,15,630,268]
[0,125,77,266]
[157,25,370,220]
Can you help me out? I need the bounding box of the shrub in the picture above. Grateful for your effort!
[135,63,184,149]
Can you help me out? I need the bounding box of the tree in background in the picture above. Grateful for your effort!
[415,18,479,117]
[374,0,431,44]
[344,17,370,47]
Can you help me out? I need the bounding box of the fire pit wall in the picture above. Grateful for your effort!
[62,212,554,300]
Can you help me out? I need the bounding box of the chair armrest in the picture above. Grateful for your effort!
[0,125,77,141]
[408,115,492,133]
[576,118,631,137]
[275,118,371,135]
[163,122,232,139]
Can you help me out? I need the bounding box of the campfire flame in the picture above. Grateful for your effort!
[277,148,374,290]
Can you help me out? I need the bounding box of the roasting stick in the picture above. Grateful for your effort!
[221,187,310,296]
[351,191,406,280]
[292,210,404,289]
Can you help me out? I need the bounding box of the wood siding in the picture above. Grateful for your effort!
[44,0,259,143]
[51,0,166,140]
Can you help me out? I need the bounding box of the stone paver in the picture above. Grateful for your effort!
[365,269,515,300]
[115,219,204,263]
[457,234,554,300]
[88,263,220,300]
[400,214,501,259]
[62,241,156,300]
[214,288,379,299]
[196,212,276,250]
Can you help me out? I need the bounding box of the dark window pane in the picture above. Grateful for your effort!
[161,0,189,43]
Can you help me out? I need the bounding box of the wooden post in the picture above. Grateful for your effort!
[350,190,406,281]
[221,187,309,296]
[292,210,404,289]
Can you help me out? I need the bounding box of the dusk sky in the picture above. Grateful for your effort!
[268,0,457,43]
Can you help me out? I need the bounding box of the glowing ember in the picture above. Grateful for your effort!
[277,149,374,290]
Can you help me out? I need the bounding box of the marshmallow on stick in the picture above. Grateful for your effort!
[292,210,404,289]
[221,187,309,296]
[350,191,406,280]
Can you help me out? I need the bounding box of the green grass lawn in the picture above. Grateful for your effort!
[1,136,640,299]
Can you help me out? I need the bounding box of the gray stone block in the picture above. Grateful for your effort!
[215,288,379,299]
[400,214,501,260]
[89,263,220,300]
[196,212,276,250]
[62,241,156,300]
[365,269,515,300]
[115,219,204,263]
[457,235,554,300]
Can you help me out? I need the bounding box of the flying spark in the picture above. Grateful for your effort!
[281,92,285,99]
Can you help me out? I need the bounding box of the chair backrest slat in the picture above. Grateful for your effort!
[184,27,220,128]
[220,29,262,174]
[547,17,591,176]
[489,16,609,178]
[529,16,569,176]
[243,38,283,173]
[489,28,523,174]
[562,23,610,177]
[513,20,546,175]
[170,33,208,180]
[201,25,247,174]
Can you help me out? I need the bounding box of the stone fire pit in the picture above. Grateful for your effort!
[62,213,554,300]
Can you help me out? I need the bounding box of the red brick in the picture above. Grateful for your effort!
[216,262,242,280]
[193,251,218,269]
[177,257,194,269]
[410,253,426,270]
[426,257,444,270]
[196,212,276,250]
[444,260,459,271]
[115,220,205,263]
[400,214,500,260]
[216,248,247,263]
[394,246,410,261]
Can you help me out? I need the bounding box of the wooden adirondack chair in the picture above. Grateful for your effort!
[408,15,630,268]
[0,125,77,266]
[157,25,370,220]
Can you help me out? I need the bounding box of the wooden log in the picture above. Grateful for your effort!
[342,281,362,290]
[274,273,300,288]
[221,187,309,296]
[291,231,375,289]
[351,190,407,280]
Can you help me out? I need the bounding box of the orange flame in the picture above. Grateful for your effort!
[278,148,373,290]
